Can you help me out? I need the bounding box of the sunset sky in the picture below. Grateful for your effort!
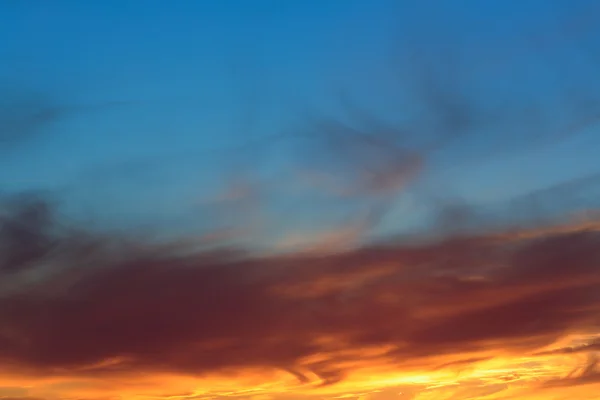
[1,1,600,399]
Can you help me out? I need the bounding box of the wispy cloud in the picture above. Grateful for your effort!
[0,88,131,152]
[1,195,600,399]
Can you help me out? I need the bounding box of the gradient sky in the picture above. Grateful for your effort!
[2,2,600,399]
[2,0,600,239]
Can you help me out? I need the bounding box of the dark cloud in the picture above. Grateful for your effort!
[0,193,58,273]
[534,338,600,356]
[0,198,599,390]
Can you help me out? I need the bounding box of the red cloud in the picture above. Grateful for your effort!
[1,199,600,395]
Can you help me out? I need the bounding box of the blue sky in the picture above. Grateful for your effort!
[1,0,599,243]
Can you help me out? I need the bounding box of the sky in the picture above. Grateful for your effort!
[1,0,599,236]
[1,1,600,400]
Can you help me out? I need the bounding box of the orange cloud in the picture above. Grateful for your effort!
[1,201,600,399]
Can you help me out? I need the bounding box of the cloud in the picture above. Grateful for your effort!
[543,355,600,388]
[432,357,494,372]
[1,197,600,399]
[0,88,130,152]
[533,338,600,357]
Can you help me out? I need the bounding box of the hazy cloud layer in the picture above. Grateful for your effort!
[1,198,600,399]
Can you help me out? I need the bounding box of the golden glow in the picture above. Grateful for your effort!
[2,334,599,399]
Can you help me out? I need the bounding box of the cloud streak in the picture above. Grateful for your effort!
[1,197,600,399]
